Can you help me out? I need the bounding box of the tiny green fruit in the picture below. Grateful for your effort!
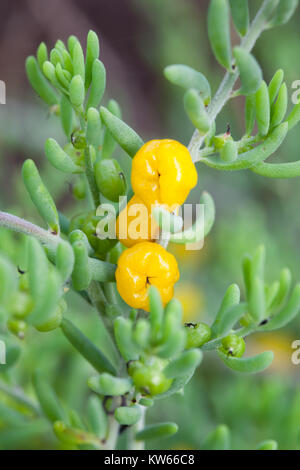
[219,334,245,358]
[185,322,211,349]
[94,159,126,202]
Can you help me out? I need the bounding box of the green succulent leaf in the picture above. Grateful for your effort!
[218,350,274,373]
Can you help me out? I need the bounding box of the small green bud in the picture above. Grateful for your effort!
[185,322,211,349]
[7,319,27,339]
[212,133,231,150]
[219,334,245,358]
[130,358,172,396]
[220,139,238,162]
[71,130,87,149]
[95,159,126,202]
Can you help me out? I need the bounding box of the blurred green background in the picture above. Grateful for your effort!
[1,0,300,450]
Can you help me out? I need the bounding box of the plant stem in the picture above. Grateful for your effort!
[84,148,100,208]
[188,0,279,162]
[103,416,120,450]
[202,325,256,351]
[0,211,60,248]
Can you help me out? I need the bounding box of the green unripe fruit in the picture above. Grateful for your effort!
[72,177,87,200]
[212,134,231,150]
[185,322,211,349]
[68,212,90,234]
[94,159,126,202]
[239,312,253,327]
[8,291,33,318]
[219,334,245,358]
[71,130,87,150]
[81,212,117,257]
[131,366,172,396]
[7,319,27,339]
[130,357,172,396]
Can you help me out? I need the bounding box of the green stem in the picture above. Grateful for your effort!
[103,416,120,450]
[0,211,60,248]
[202,325,256,351]
[87,280,107,314]
[189,0,279,162]
[84,148,100,208]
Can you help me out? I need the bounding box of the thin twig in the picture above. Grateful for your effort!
[0,211,60,248]
[188,0,278,162]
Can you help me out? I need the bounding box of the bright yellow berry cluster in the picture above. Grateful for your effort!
[115,139,198,311]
